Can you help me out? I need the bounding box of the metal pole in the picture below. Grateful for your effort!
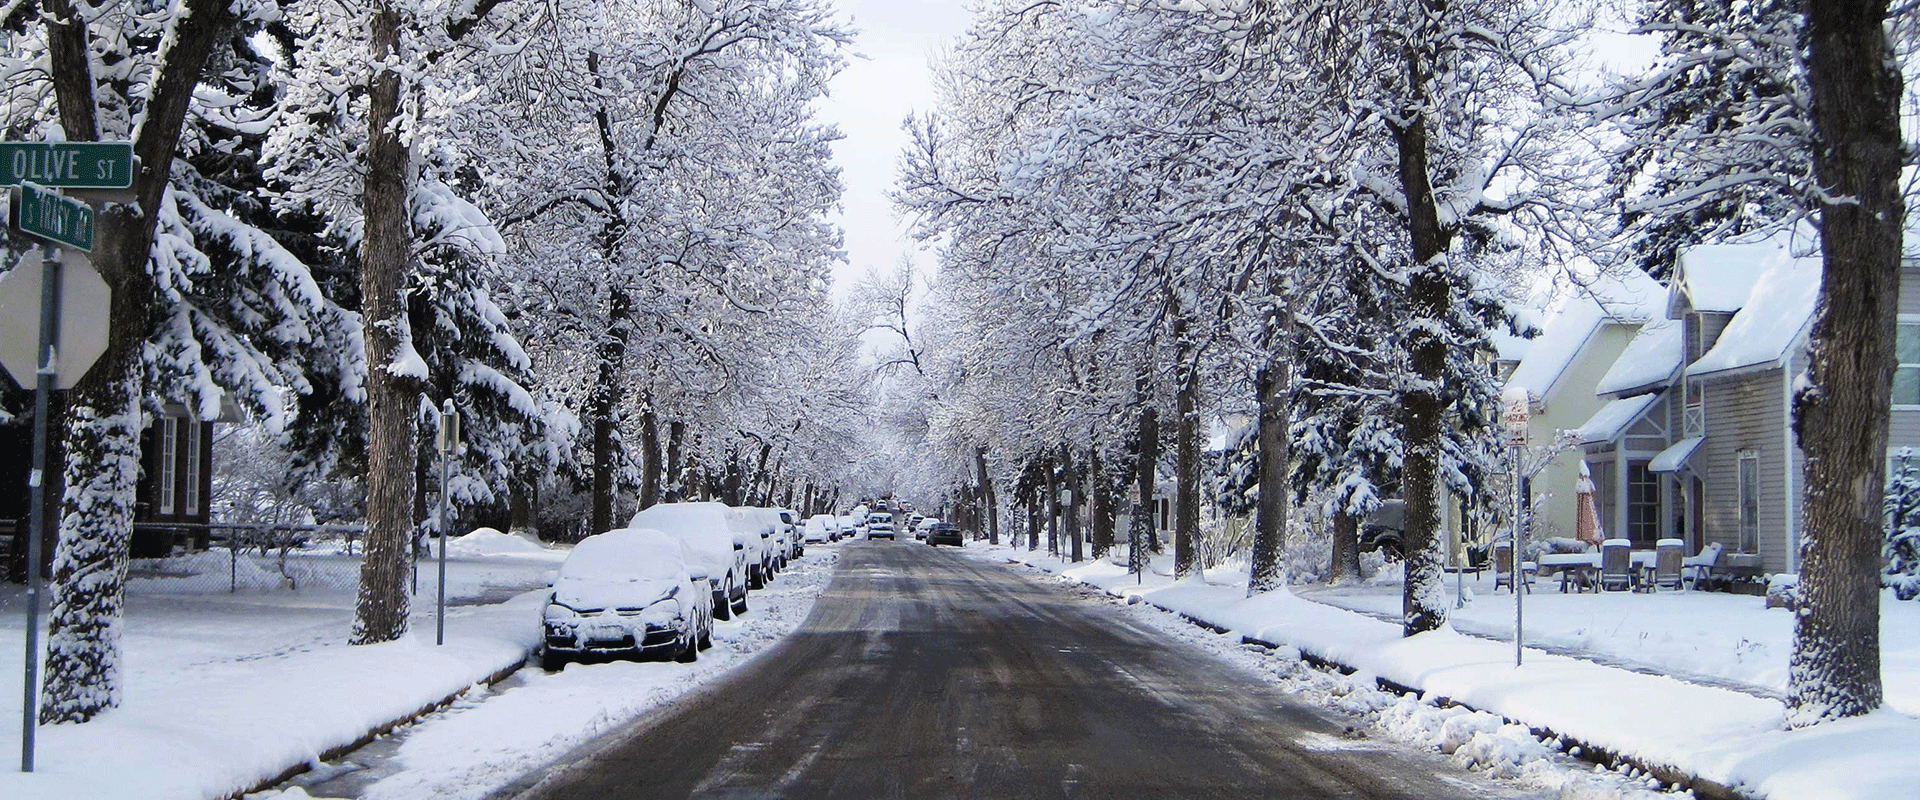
[1512,444,1524,667]
[21,243,60,772]
[436,400,452,646]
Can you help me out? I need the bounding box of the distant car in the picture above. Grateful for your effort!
[866,512,896,540]
[629,502,750,620]
[907,513,926,534]
[914,517,942,540]
[540,527,713,670]
[803,514,835,543]
[778,508,805,558]
[1360,500,1405,560]
[727,508,779,589]
[925,522,964,547]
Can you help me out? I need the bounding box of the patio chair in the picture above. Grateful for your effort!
[1681,541,1723,590]
[1647,538,1685,592]
[1598,538,1634,592]
[1492,540,1535,593]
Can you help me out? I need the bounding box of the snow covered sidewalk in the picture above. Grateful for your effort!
[0,540,567,800]
[967,543,1919,800]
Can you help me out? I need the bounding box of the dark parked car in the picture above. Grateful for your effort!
[925,522,963,547]
[1359,500,1405,559]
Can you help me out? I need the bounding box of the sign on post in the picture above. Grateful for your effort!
[0,142,134,189]
[9,183,95,252]
[0,256,111,390]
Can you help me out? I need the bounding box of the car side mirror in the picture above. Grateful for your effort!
[734,542,744,551]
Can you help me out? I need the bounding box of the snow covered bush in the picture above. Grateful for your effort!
[1884,448,1920,601]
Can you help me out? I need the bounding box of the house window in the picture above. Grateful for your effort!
[1895,320,1920,406]
[158,417,178,516]
[1627,461,1660,546]
[185,421,202,516]
[1738,450,1760,554]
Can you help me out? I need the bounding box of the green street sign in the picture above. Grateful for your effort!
[10,182,95,251]
[0,142,134,189]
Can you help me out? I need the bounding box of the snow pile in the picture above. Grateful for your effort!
[447,527,549,557]
[969,542,1920,800]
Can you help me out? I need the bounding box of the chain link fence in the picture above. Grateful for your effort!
[125,524,370,593]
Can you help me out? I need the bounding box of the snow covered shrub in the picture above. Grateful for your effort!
[1766,573,1802,610]
[1883,448,1920,600]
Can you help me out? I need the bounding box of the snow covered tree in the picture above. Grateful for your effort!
[1,0,365,722]
[1884,448,1920,601]
[1786,0,1905,727]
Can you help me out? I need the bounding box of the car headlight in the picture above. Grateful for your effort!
[544,601,582,622]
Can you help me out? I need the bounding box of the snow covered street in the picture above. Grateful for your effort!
[963,543,1920,800]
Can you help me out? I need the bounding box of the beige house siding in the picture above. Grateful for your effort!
[1528,324,1638,542]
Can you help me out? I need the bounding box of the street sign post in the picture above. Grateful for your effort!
[3,141,127,773]
[10,183,95,252]
[0,142,134,189]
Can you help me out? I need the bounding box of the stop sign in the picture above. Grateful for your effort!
[0,252,112,390]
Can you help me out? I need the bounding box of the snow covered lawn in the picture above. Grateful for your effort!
[0,544,566,800]
[1292,577,1920,715]
[964,543,1919,800]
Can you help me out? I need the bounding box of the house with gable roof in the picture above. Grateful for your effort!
[1574,233,1920,577]
[1500,270,1669,544]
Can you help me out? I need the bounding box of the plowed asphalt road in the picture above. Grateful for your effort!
[492,541,1543,800]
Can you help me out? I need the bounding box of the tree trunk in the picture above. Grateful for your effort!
[34,0,238,722]
[1027,490,1042,552]
[1062,444,1083,562]
[1330,509,1361,584]
[637,404,660,511]
[587,287,631,536]
[1249,355,1292,595]
[976,446,1000,545]
[507,470,536,537]
[349,2,419,647]
[1091,448,1114,558]
[1135,404,1160,555]
[663,420,685,502]
[1788,0,1901,726]
[1174,324,1200,578]
[1390,41,1453,638]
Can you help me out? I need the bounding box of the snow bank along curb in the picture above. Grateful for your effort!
[234,656,532,799]
[977,548,1918,800]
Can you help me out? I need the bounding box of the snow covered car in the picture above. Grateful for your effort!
[777,508,805,559]
[629,502,750,620]
[866,512,896,540]
[925,522,964,547]
[803,514,835,544]
[907,513,927,536]
[915,517,943,541]
[540,527,714,670]
[727,507,780,589]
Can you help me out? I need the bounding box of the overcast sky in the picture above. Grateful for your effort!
[818,1,974,298]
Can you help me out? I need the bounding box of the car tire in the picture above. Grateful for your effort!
[713,584,733,621]
[675,632,699,663]
[698,620,714,650]
[748,565,765,590]
[732,591,748,616]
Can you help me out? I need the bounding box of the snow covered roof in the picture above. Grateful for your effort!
[1649,436,1705,473]
[1576,394,1659,445]
[1595,316,1684,397]
[1503,269,1666,403]
[1686,244,1822,379]
[1670,241,1783,315]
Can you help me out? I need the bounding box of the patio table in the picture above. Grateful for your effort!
[1537,551,1655,592]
